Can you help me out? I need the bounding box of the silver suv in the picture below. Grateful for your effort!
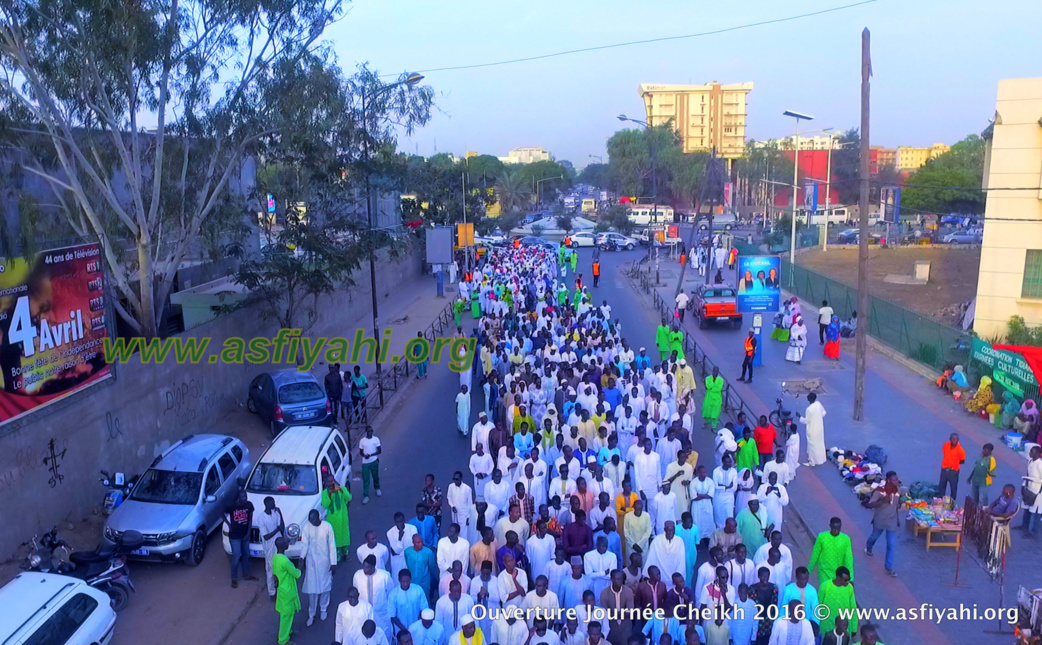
[102,434,251,566]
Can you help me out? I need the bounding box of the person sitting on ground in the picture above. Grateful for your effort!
[839,311,858,338]
[943,365,970,396]
[1014,400,1040,440]
[964,376,993,414]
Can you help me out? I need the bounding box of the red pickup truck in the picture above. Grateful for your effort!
[691,283,743,329]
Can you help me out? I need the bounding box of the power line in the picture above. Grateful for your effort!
[400,1,878,75]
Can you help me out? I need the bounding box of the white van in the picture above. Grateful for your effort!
[626,205,675,226]
[224,425,352,560]
[0,573,117,645]
[796,208,849,226]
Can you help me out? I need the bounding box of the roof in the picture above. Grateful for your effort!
[0,573,86,640]
[270,369,320,387]
[259,426,335,465]
[156,434,233,472]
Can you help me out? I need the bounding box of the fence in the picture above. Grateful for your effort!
[780,259,972,373]
[343,299,457,444]
[635,267,762,426]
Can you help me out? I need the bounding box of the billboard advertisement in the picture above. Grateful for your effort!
[736,255,781,313]
[0,243,111,425]
[803,182,819,213]
[880,186,902,223]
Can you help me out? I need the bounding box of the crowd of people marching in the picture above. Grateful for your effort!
[263,245,886,645]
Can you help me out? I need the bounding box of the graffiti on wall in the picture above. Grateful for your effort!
[43,438,67,487]
[161,379,220,428]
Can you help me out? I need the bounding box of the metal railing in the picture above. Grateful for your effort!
[343,299,457,443]
[637,266,761,427]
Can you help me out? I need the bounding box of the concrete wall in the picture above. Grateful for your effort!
[974,78,1042,339]
[0,246,421,558]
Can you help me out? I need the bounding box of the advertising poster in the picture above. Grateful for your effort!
[0,243,111,425]
[803,182,819,213]
[736,255,781,313]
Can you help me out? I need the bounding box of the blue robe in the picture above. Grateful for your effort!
[559,574,591,609]
[674,525,701,589]
[409,516,439,550]
[389,583,429,635]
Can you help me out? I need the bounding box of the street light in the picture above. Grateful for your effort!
[361,71,424,407]
[783,110,813,286]
[535,175,563,206]
[589,154,603,164]
[618,114,662,285]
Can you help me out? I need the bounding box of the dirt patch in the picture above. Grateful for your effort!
[798,246,979,324]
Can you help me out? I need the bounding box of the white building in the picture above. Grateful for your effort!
[498,147,552,164]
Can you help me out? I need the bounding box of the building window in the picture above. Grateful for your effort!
[1023,250,1042,299]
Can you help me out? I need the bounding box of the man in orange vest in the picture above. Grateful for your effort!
[592,259,601,287]
[738,330,757,383]
[513,238,520,249]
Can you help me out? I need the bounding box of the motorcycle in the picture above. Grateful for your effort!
[100,469,138,515]
[768,383,801,429]
[24,526,142,611]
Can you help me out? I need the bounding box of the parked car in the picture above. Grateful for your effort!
[691,284,743,329]
[943,230,982,244]
[517,236,556,251]
[836,228,883,244]
[596,232,638,250]
[568,232,598,248]
[226,425,352,560]
[696,212,736,231]
[474,234,507,247]
[102,434,251,566]
[0,572,117,645]
[248,369,333,437]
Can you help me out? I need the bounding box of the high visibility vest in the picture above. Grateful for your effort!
[593,262,600,276]
[744,337,755,356]
[513,239,520,249]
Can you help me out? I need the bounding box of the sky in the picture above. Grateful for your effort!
[325,0,1042,167]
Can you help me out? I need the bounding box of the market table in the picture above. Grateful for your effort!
[906,506,963,551]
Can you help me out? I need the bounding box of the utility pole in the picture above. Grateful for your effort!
[675,151,719,296]
[853,28,872,421]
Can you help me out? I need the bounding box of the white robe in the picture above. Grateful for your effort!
[634,451,662,500]
[357,542,390,572]
[386,523,418,580]
[644,534,686,581]
[735,470,756,517]
[526,534,556,580]
[754,543,794,583]
[786,323,808,363]
[353,569,393,633]
[651,492,677,534]
[714,429,738,469]
[784,432,801,481]
[301,521,337,595]
[757,483,789,532]
[335,601,374,645]
[467,503,500,546]
[472,421,496,452]
[470,453,494,501]
[457,392,472,435]
[712,467,738,528]
[688,477,716,539]
[800,401,827,466]
[583,549,617,598]
[448,483,475,527]
[437,536,472,575]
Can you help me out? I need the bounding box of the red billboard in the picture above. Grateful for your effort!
[0,243,111,425]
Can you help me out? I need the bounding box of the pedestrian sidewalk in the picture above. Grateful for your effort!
[646,261,1025,645]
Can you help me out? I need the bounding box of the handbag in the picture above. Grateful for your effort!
[1023,485,1038,507]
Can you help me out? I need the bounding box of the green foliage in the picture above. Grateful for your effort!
[603,204,635,235]
[495,170,532,214]
[467,155,506,183]
[742,139,795,209]
[516,159,573,202]
[400,153,494,228]
[578,163,610,189]
[902,135,986,215]
[608,124,706,208]
[1005,316,1042,347]
[830,129,861,205]
[494,210,523,235]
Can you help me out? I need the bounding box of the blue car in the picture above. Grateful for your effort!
[247,369,333,437]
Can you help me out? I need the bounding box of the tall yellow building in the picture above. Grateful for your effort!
[639,82,753,159]
[973,78,1042,338]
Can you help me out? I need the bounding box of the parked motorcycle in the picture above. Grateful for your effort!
[24,526,142,611]
[99,469,138,515]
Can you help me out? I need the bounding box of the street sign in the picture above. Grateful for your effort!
[970,338,1038,397]
[456,222,475,248]
[803,183,819,213]
[426,227,453,265]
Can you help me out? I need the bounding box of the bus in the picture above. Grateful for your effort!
[581,198,596,214]
[626,205,675,225]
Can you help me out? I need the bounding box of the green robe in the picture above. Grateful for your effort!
[503,288,513,311]
[453,300,466,327]
[655,325,671,360]
[558,246,567,266]
[273,552,301,644]
[470,291,482,319]
[818,580,858,634]
[808,531,854,585]
[735,507,768,553]
[557,287,568,306]
[572,290,583,308]
[735,439,759,472]
[405,545,439,598]
[702,376,724,423]
[321,487,352,548]
[668,330,684,357]
[569,252,578,271]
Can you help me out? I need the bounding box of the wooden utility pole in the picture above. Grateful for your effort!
[853,28,871,421]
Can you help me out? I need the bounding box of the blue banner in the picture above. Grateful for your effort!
[737,255,781,313]
[803,183,818,213]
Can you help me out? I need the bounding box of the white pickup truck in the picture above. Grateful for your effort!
[634,228,682,247]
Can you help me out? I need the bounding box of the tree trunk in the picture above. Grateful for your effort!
[137,234,158,339]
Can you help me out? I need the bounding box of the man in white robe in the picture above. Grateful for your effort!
[335,588,373,645]
[357,530,390,572]
[254,496,285,598]
[633,440,662,503]
[469,445,494,502]
[471,412,495,452]
[436,523,471,575]
[353,555,394,635]
[654,430,682,479]
[714,426,738,469]
[484,470,512,518]
[582,535,617,598]
[470,563,503,638]
[756,473,790,532]
[711,456,738,528]
[519,462,547,509]
[650,483,678,534]
[643,521,686,581]
[799,392,827,466]
[301,511,337,625]
[456,385,472,436]
[447,473,474,530]
[783,423,801,482]
[434,579,475,636]
[688,466,717,541]
[526,520,556,579]
[466,501,499,547]
[387,513,418,581]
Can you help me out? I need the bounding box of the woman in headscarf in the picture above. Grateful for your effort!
[770,300,792,342]
[944,365,970,395]
[785,315,808,364]
[823,315,841,360]
[1015,400,1040,439]
[964,376,994,414]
